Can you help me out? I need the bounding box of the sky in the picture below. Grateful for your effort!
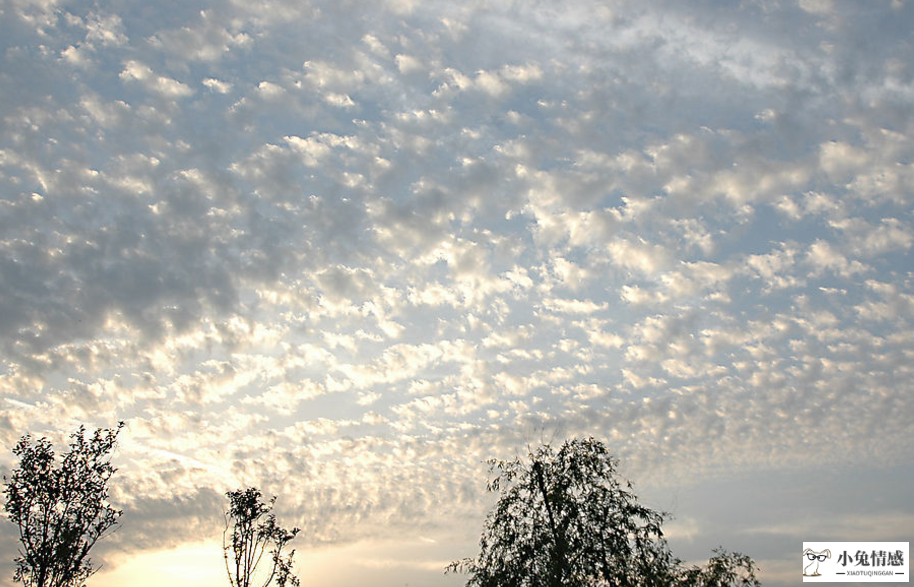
[0,0,912,585]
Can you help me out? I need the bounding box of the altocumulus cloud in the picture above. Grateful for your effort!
[1,0,913,585]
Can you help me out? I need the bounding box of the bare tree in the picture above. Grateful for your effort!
[223,487,300,587]
[3,423,124,587]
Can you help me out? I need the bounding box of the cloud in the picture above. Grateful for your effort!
[2,2,914,585]
[805,240,866,278]
[608,238,673,276]
[148,11,251,62]
[120,60,195,98]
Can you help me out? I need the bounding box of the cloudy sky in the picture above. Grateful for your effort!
[1,0,912,585]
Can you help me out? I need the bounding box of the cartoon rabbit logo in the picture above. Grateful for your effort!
[803,548,831,577]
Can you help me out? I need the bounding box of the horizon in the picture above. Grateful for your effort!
[2,0,913,585]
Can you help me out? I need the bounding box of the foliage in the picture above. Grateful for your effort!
[448,437,759,587]
[680,548,760,587]
[3,423,124,587]
[223,487,300,587]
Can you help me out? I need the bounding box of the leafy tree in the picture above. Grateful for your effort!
[3,422,124,587]
[223,487,300,587]
[448,437,759,587]
[680,548,759,587]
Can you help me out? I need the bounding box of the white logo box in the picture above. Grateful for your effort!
[803,542,909,583]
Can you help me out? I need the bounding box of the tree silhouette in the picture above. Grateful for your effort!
[223,487,300,587]
[681,548,760,587]
[3,422,124,587]
[448,437,759,587]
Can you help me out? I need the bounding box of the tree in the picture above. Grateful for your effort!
[448,437,759,587]
[3,422,124,587]
[223,487,300,587]
[680,548,759,587]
